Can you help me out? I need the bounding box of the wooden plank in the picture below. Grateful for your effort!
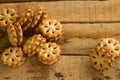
[0,56,119,80]
[0,0,119,22]
[0,0,107,3]
[59,23,120,54]
[1,23,120,55]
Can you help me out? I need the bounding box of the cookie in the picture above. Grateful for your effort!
[99,38,120,58]
[37,42,61,65]
[22,10,33,31]
[30,7,43,29]
[23,8,47,32]
[23,34,46,56]
[13,57,26,68]
[18,6,33,26]
[89,47,112,71]
[7,22,23,46]
[34,9,48,34]
[0,7,17,28]
[38,19,63,41]
[1,47,25,68]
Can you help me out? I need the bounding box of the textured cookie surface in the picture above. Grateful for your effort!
[0,8,17,28]
[34,9,48,34]
[37,42,61,65]
[30,7,43,29]
[39,19,63,41]
[1,47,25,67]
[7,22,23,46]
[89,47,112,71]
[18,6,32,26]
[23,34,46,56]
[99,38,120,58]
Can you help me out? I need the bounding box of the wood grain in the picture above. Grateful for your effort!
[59,23,120,54]
[0,0,107,3]
[1,23,120,54]
[0,0,119,22]
[0,1,119,80]
[0,56,119,80]
[0,23,120,54]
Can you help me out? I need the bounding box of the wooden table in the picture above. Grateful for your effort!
[0,0,120,80]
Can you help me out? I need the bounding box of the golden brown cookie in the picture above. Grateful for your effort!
[22,11,33,31]
[37,42,61,65]
[38,19,63,41]
[0,8,17,28]
[13,57,26,68]
[1,47,25,68]
[23,8,47,33]
[18,6,33,26]
[7,22,23,46]
[30,7,43,29]
[99,38,120,58]
[23,34,46,56]
[89,47,112,71]
[34,9,48,34]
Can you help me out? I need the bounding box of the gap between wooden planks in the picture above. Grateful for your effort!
[0,56,119,80]
[0,23,120,55]
[0,1,119,54]
[0,0,119,22]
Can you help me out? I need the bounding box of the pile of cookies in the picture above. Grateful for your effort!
[0,6,63,68]
[89,38,120,71]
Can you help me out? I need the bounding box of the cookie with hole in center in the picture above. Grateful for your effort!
[23,34,46,56]
[0,7,17,28]
[99,38,120,59]
[38,19,63,41]
[89,47,112,71]
[1,47,25,68]
[7,22,23,46]
[37,42,61,65]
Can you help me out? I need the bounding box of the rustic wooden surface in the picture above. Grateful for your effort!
[0,0,120,80]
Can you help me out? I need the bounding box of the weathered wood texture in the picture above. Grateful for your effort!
[0,0,119,80]
[0,23,120,54]
[0,0,119,22]
[0,0,107,3]
[0,56,120,80]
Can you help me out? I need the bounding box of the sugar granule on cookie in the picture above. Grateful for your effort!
[89,47,112,71]
[1,47,25,68]
[37,42,61,65]
[0,7,17,28]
